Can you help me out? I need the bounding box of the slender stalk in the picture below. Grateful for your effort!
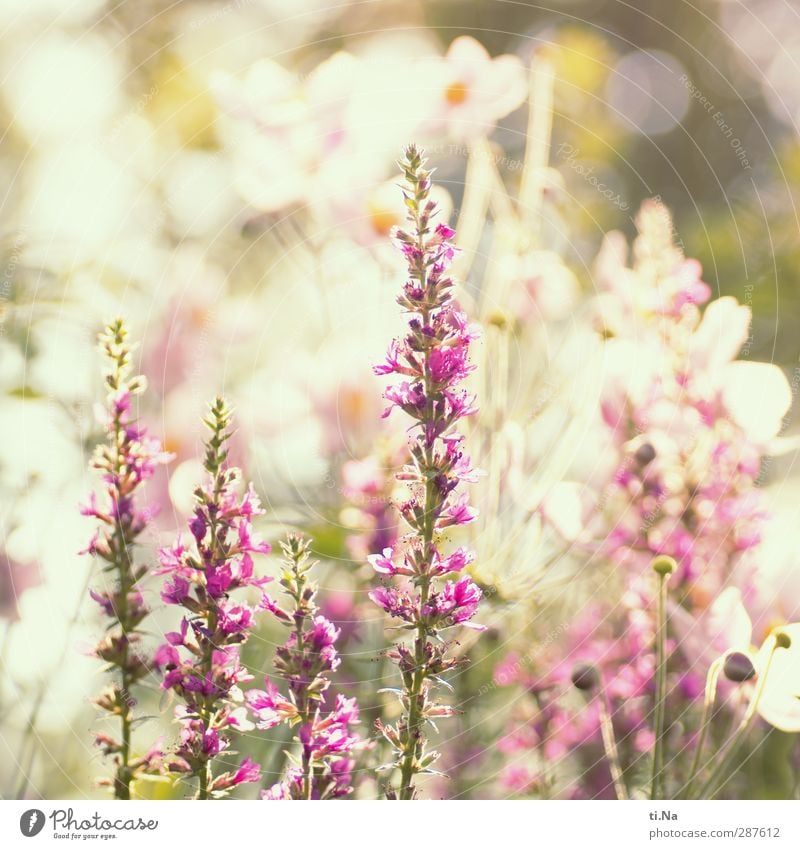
[452,141,493,284]
[482,319,510,561]
[651,556,675,800]
[195,608,218,802]
[398,224,435,799]
[111,412,133,801]
[291,563,318,801]
[597,677,628,800]
[195,416,226,801]
[519,57,555,236]
[682,656,724,799]
[695,635,786,799]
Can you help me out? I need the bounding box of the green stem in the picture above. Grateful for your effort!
[651,569,670,800]
[193,412,232,801]
[398,578,431,799]
[111,409,134,801]
[695,638,782,800]
[397,184,435,801]
[195,607,217,801]
[293,577,316,801]
[683,656,723,799]
[197,758,210,801]
[597,677,628,800]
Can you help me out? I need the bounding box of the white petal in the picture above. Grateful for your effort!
[689,296,750,372]
[756,624,800,732]
[722,361,791,443]
[707,587,753,652]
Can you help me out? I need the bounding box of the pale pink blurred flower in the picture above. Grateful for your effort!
[502,250,580,322]
[213,52,386,214]
[555,202,792,590]
[669,586,753,674]
[0,552,40,621]
[425,36,527,142]
[330,178,453,247]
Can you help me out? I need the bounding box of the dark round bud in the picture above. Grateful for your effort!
[774,630,792,650]
[571,663,599,692]
[634,442,657,466]
[723,651,756,683]
[652,555,677,577]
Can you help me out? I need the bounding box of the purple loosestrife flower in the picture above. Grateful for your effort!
[80,319,172,799]
[247,535,364,800]
[154,397,270,798]
[370,146,482,799]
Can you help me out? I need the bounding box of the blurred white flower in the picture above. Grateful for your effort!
[670,587,754,671]
[29,319,95,403]
[3,31,122,143]
[720,361,791,444]
[162,150,241,238]
[672,586,800,733]
[330,178,452,247]
[213,52,378,213]
[424,36,527,142]
[501,250,580,322]
[21,146,162,273]
[733,505,800,643]
[689,298,791,444]
[755,624,800,732]
[688,296,751,373]
[0,399,81,489]
[0,0,104,26]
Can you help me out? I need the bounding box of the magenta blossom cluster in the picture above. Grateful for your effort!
[80,319,172,799]
[247,534,363,799]
[588,201,779,597]
[153,397,270,798]
[370,145,482,799]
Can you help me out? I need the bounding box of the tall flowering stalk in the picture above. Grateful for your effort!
[154,397,269,798]
[247,534,362,800]
[80,318,172,799]
[370,145,483,799]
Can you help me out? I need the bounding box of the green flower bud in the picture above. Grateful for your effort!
[652,555,677,577]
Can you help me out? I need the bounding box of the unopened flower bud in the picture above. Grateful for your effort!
[652,555,677,577]
[634,442,656,466]
[723,651,756,683]
[571,662,599,691]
